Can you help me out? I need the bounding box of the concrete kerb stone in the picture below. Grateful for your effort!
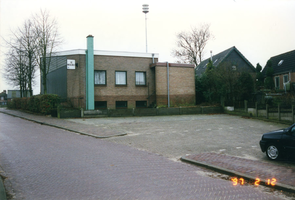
[0,110,127,139]
[180,156,295,194]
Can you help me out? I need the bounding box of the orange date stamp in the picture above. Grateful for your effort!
[231,177,277,186]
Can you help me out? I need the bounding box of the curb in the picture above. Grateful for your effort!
[0,111,127,139]
[180,156,295,194]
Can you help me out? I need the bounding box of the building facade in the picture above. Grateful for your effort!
[262,49,295,91]
[44,36,195,109]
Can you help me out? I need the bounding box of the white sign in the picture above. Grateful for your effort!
[67,59,75,69]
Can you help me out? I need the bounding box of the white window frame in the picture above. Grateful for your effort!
[135,72,146,86]
[94,70,106,85]
[283,75,289,83]
[115,71,127,85]
[275,76,280,89]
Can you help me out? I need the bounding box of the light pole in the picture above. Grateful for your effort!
[142,4,149,53]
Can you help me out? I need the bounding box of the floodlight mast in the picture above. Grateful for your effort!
[142,4,149,53]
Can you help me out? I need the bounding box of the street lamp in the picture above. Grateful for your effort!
[142,4,149,53]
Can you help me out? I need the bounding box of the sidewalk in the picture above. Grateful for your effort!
[181,152,295,193]
[0,108,126,138]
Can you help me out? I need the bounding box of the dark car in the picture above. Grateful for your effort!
[260,123,295,160]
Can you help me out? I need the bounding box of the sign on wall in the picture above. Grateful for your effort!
[67,59,75,69]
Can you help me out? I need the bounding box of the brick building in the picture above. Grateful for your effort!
[44,36,195,109]
[262,49,295,91]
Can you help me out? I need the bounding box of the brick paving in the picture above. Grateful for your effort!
[182,153,295,192]
[0,110,288,199]
[0,108,125,138]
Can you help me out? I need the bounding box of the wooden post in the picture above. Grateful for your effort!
[244,100,248,113]
[255,102,258,117]
[278,104,281,121]
[292,105,294,123]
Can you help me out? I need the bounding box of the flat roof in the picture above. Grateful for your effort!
[51,49,159,58]
[150,62,195,68]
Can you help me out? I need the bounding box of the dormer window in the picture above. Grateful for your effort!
[278,60,284,66]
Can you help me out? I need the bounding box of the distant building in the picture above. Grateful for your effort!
[262,49,295,91]
[7,90,32,99]
[196,46,255,76]
[43,36,195,109]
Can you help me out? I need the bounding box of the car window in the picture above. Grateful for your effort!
[291,127,295,135]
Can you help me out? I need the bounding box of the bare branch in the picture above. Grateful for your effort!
[172,24,213,67]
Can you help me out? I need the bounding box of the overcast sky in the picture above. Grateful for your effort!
[1,0,295,94]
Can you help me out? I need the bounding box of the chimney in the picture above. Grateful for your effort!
[210,50,213,61]
[86,35,95,110]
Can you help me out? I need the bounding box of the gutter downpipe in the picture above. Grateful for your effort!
[167,62,170,108]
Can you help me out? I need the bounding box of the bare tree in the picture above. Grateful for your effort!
[4,43,30,97]
[172,24,213,67]
[33,9,62,94]
[14,19,38,96]
[2,19,38,97]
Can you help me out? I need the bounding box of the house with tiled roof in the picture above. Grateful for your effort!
[196,46,255,76]
[262,49,295,91]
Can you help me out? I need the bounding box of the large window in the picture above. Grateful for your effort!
[95,70,106,85]
[135,72,146,86]
[115,71,127,85]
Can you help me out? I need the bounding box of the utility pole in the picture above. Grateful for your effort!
[142,4,149,53]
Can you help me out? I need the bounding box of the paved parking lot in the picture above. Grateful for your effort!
[68,114,289,164]
[2,111,291,199]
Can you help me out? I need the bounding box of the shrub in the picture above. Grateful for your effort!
[21,98,29,110]
[39,94,61,115]
[28,95,40,113]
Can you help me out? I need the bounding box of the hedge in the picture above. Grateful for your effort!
[7,94,60,115]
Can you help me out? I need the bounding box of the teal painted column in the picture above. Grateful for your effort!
[86,35,95,110]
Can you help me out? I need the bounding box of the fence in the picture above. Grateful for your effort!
[57,106,224,118]
[231,100,295,123]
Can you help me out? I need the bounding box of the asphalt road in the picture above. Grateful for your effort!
[0,113,287,199]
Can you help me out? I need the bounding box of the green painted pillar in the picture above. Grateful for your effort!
[86,35,95,110]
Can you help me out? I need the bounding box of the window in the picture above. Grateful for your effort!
[95,101,107,109]
[116,101,127,109]
[283,75,289,83]
[278,60,284,66]
[95,70,106,85]
[275,77,280,89]
[115,71,127,85]
[136,101,147,108]
[135,72,146,86]
[232,66,237,71]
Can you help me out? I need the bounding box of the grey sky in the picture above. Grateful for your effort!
[1,0,295,93]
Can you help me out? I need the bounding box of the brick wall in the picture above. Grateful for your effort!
[93,55,157,109]
[67,54,86,108]
[153,63,196,107]
[65,54,157,109]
